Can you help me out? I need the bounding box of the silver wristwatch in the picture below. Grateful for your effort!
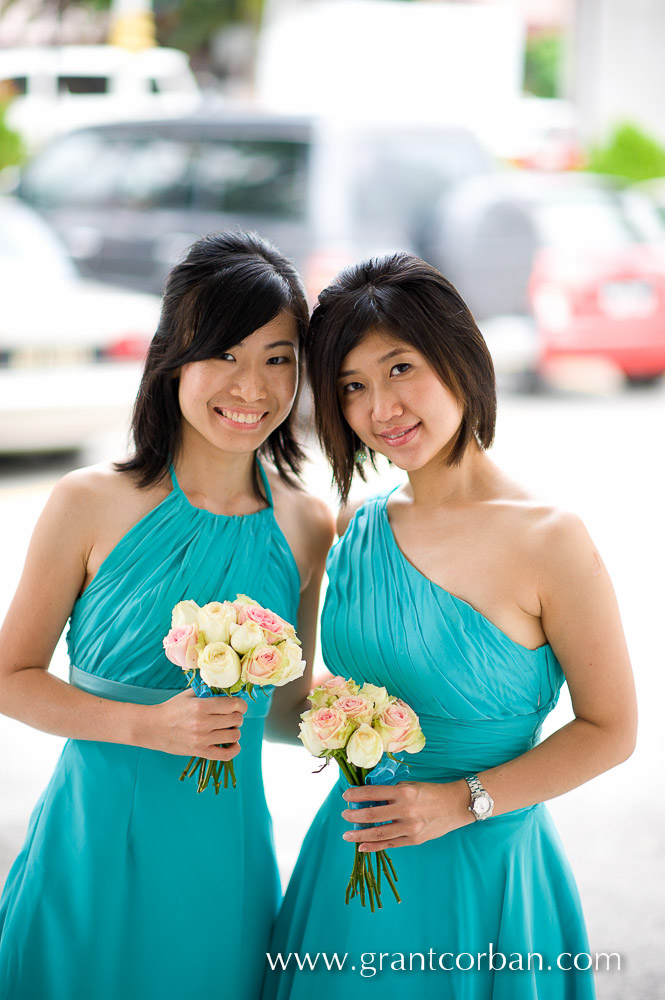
[465,775,494,821]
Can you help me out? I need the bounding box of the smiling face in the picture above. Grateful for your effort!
[177,311,299,457]
[337,328,464,473]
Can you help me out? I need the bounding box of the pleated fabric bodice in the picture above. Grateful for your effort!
[1,461,301,1000]
[265,490,595,1000]
[67,462,300,712]
[322,491,565,780]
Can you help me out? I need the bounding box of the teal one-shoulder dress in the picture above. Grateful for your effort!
[0,464,300,1000]
[266,493,595,1000]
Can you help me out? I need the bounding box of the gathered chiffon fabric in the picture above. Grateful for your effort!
[265,493,595,1000]
[0,465,300,1000]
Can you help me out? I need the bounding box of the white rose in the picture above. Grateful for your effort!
[272,640,305,687]
[346,723,384,769]
[197,601,237,644]
[198,642,241,690]
[229,621,265,655]
[171,600,201,628]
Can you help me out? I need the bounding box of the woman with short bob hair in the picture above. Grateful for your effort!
[266,253,636,1000]
[306,252,496,501]
[0,231,334,1000]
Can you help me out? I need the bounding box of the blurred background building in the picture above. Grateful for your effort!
[1,4,664,999]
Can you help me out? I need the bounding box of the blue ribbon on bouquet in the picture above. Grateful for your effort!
[348,755,410,829]
[185,670,258,704]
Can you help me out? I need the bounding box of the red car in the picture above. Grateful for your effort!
[429,173,665,385]
[529,183,665,382]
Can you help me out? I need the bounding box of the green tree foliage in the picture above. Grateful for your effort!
[587,122,665,184]
[154,0,262,56]
[524,33,562,99]
[0,102,25,170]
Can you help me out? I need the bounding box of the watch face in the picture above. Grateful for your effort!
[474,794,491,816]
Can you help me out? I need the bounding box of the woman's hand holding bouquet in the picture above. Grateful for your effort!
[163,594,304,792]
[299,676,425,910]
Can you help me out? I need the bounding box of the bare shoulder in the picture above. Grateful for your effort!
[518,502,592,553]
[507,501,600,584]
[49,462,147,519]
[47,462,167,551]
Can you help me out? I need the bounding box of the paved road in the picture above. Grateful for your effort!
[1,383,664,998]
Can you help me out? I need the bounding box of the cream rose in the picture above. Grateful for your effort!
[346,723,384,769]
[232,594,260,609]
[171,600,201,628]
[360,682,394,715]
[375,699,426,754]
[198,641,241,690]
[298,711,326,756]
[241,643,283,686]
[272,640,305,687]
[229,621,265,655]
[197,601,237,644]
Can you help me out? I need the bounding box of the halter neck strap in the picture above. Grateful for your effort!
[168,461,273,509]
[256,460,274,508]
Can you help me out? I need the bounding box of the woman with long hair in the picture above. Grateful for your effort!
[0,231,334,1000]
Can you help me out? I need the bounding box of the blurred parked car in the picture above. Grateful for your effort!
[631,177,665,227]
[16,110,494,299]
[0,198,161,453]
[426,172,665,384]
[0,45,200,151]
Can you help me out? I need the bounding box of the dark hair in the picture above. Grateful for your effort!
[305,252,496,501]
[116,231,309,488]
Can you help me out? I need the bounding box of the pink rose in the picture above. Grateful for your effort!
[309,706,354,749]
[334,695,374,725]
[375,699,426,754]
[308,675,360,708]
[241,643,283,686]
[163,624,199,670]
[237,604,293,643]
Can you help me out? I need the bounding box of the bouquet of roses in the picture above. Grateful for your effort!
[163,594,304,793]
[299,675,425,911]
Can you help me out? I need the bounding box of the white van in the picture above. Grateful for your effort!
[0,45,200,150]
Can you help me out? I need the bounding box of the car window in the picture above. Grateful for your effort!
[351,135,490,231]
[116,140,192,208]
[0,201,75,280]
[533,191,648,249]
[22,131,309,218]
[190,140,310,219]
[1,76,27,96]
[57,75,109,95]
[21,131,120,207]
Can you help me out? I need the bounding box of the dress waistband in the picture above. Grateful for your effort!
[70,666,184,705]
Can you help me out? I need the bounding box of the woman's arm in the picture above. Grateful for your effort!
[266,492,335,744]
[0,472,245,761]
[342,511,637,849]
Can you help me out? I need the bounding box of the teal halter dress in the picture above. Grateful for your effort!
[266,493,595,1000]
[0,464,300,1000]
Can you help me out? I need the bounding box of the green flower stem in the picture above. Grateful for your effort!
[378,850,401,904]
[334,753,359,787]
[223,759,237,789]
[179,756,196,781]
